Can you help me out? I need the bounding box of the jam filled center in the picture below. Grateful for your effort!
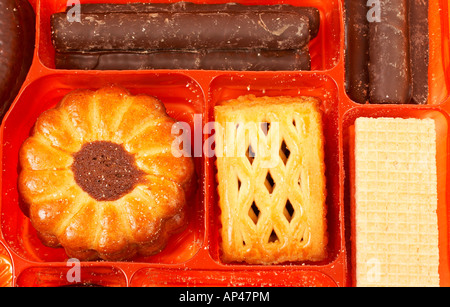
[72,141,144,201]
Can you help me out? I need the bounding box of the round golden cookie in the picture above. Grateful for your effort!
[18,86,196,261]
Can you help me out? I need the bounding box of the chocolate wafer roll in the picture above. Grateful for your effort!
[368,0,411,104]
[55,49,311,71]
[409,0,429,104]
[345,0,369,104]
[51,11,310,52]
[67,2,321,39]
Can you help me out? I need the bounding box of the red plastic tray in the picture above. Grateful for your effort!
[0,0,448,287]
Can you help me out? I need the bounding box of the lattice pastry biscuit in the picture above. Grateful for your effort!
[214,95,328,264]
[354,117,439,287]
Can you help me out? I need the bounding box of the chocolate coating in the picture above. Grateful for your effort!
[0,0,35,118]
[72,141,144,201]
[68,2,320,39]
[55,49,311,71]
[368,0,411,104]
[51,11,310,52]
[409,0,429,104]
[345,0,369,104]
[0,0,22,105]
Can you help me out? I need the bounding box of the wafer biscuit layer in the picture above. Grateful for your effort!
[354,117,439,287]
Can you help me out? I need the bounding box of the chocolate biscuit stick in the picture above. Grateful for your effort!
[67,2,321,39]
[368,0,411,104]
[55,49,311,71]
[51,11,310,52]
[345,0,369,104]
[409,0,429,104]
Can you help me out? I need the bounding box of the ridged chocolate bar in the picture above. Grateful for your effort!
[409,0,429,104]
[368,0,411,104]
[345,0,369,104]
[51,11,310,52]
[55,49,311,71]
[66,2,321,39]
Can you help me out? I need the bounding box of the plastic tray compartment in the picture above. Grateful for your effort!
[342,106,450,287]
[207,73,343,265]
[343,0,450,106]
[2,0,348,287]
[4,0,449,287]
[36,0,342,72]
[338,0,450,287]
[0,72,206,285]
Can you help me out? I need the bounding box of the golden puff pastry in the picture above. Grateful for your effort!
[214,95,327,264]
[18,86,196,261]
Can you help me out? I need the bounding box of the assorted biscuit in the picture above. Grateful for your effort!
[18,86,196,261]
[0,0,35,119]
[51,2,320,71]
[214,95,327,264]
[353,117,439,287]
[345,0,429,104]
[0,0,447,287]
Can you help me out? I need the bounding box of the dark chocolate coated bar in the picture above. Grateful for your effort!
[345,0,369,104]
[55,49,311,71]
[0,0,23,106]
[67,2,320,39]
[369,0,411,104]
[0,0,35,118]
[12,0,35,100]
[52,11,310,52]
[409,0,429,104]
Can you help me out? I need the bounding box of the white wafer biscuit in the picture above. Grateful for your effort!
[354,117,439,287]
